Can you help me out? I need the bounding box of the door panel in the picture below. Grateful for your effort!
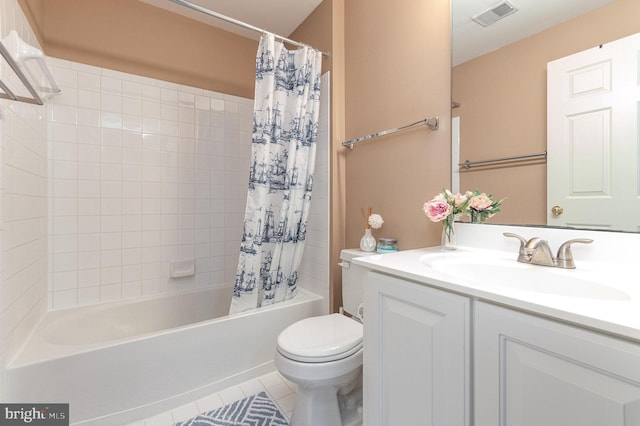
[547,32,640,231]
[474,301,640,426]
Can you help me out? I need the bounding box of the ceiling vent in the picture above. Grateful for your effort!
[472,1,518,27]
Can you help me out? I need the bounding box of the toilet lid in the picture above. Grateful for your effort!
[277,313,363,363]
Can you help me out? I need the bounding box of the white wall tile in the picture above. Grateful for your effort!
[44,58,329,316]
[101,283,122,302]
[122,281,141,299]
[78,286,100,306]
[51,105,78,125]
[78,216,100,234]
[78,251,100,269]
[53,179,77,197]
[52,289,78,309]
[101,112,122,129]
[123,81,142,99]
[161,88,178,104]
[122,114,142,132]
[101,76,122,95]
[142,85,161,101]
[78,72,101,91]
[53,67,78,89]
[53,271,78,291]
[78,196,101,216]
[52,122,78,143]
[53,235,77,253]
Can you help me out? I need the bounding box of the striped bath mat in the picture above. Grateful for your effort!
[176,391,288,426]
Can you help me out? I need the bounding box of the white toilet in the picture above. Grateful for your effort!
[274,249,372,426]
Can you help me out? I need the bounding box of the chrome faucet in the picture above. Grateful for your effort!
[503,233,593,269]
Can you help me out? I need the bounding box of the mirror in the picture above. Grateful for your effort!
[452,0,640,232]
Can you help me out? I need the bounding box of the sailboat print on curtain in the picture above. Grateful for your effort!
[230,33,322,314]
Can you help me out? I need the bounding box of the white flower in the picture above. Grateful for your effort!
[368,213,384,229]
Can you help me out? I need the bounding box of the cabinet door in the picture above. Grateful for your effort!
[363,271,470,426]
[475,301,640,426]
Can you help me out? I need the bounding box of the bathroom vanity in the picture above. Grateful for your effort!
[354,224,640,426]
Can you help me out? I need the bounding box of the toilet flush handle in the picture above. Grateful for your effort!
[356,303,364,320]
[338,261,350,269]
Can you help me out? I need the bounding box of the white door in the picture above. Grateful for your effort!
[547,32,640,232]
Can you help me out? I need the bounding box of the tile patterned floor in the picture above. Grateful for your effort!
[124,371,296,426]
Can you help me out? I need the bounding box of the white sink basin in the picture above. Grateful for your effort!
[419,252,630,301]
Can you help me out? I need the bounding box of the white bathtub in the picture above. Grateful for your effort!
[5,285,323,425]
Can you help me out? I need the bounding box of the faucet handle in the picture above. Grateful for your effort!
[556,238,593,269]
[503,232,527,245]
[503,233,528,262]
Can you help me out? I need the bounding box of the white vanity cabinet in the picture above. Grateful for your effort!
[363,271,471,426]
[474,301,640,426]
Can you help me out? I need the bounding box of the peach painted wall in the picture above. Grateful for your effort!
[453,0,640,226]
[344,0,452,251]
[19,0,258,98]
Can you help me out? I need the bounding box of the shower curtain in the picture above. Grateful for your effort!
[230,33,322,314]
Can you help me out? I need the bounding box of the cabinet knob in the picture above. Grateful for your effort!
[551,205,564,216]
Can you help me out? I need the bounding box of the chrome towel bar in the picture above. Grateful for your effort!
[342,117,439,149]
[459,150,547,169]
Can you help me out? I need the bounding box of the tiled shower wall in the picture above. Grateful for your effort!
[0,0,49,393]
[46,60,330,311]
[47,58,254,309]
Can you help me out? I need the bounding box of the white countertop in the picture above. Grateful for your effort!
[351,227,640,342]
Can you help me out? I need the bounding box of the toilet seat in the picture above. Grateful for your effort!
[277,313,363,363]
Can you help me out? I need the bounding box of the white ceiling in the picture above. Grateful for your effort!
[139,0,323,41]
[453,0,615,66]
[141,0,615,66]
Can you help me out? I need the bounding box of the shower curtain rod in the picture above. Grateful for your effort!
[169,0,330,57]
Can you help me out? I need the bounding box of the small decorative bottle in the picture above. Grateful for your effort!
[360,228,377,252]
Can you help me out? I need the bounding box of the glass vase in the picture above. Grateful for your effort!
[441,216,457,250]
[360,228,376,252]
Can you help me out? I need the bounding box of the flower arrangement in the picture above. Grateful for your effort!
[422,189,504,247]
[361,206,384,229]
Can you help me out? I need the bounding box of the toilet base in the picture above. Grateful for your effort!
[288,366,363,426]
[338,368,363,426]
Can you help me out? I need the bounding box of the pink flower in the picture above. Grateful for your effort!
[423,199,451,222]
[469,193,493,211]
[451,192,468,207]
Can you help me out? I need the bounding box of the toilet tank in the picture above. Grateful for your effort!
[340,249,376,320]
